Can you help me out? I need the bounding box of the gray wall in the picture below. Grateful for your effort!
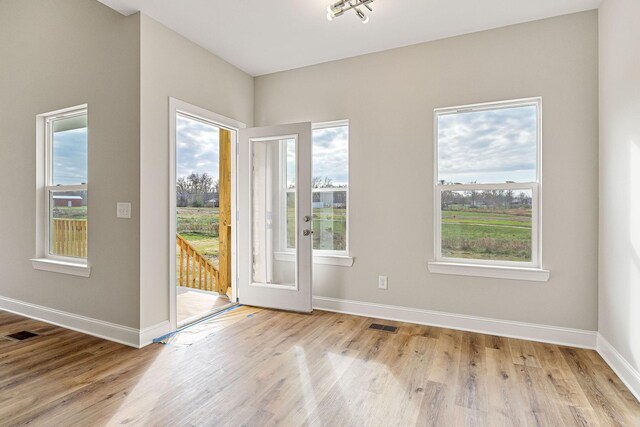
[139,15,254,329]
[599,0,640,370]
[0,0,141,327]
[255,11,599,330]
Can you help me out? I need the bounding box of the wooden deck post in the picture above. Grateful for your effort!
[218,128,232,296]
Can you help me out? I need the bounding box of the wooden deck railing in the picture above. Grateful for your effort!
[177,233,221,293]
[52,219,87,257]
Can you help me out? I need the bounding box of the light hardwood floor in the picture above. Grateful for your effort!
[0,308,639,426]
[177,287,232,325]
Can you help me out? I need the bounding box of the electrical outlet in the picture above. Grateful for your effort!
[378,275,388,290]
[117,202,131,219]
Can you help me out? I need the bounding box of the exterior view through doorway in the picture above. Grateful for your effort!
[170,99,240,328]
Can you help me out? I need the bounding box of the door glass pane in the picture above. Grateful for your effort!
[252,138,296,287]
[441,189,533,262]
[49,190,88,258]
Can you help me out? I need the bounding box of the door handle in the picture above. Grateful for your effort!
[303,215,311,222]
[303,229,313,236]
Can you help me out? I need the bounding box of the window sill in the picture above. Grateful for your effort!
[274,252,354,267]
[427,261,549,282]
[30,258,91,277]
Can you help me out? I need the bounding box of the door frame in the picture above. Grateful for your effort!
[168,97,245,331]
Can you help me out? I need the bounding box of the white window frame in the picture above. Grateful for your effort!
[429,98,549,281]
[274,120,353,266]
[31,105,90,277]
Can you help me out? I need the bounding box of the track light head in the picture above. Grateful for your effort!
[326,0,373,23]
[355,8,369,23]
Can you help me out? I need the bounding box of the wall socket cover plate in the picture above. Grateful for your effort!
[378,275,388,289]
[117,202,131,219]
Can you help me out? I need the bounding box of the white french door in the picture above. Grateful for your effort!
[238,123,313,313]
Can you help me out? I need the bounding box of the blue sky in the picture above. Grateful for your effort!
[285,125,349,187]
[50,116,350,188]
[176,118,349,188]
[176,114,220,181]
[312,125,349,186]
[53,128,87,185]
[438,105,537,184]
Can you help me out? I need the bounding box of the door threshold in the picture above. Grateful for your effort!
[177,302,237,330]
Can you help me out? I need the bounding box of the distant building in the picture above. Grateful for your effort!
[205,194,219,207]
[312,189,347,209]
[53,195,84,207]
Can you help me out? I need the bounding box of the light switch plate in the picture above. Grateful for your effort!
[117,202,131,219]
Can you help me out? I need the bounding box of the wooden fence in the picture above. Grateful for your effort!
[176,233,221,293]
[52,219,87,257]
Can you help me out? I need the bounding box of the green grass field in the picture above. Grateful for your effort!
[176,205,347,262]
[52,206,87,220]
[441,208,532,261]
[177,207,220,263]
[61,204,526,262]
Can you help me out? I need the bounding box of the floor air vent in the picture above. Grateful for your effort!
[5,331,38,341]
[369,323,398,333]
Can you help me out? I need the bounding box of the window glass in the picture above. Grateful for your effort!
[437,105,537,184]
[285,124,349,253]
[312,125,348,252]
[49,190,88,258]
[46,109,88,260]
[52,115,88,186]
[435,100,540,266]
[440,189,533,262]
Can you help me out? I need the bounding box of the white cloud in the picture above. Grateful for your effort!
[176,115,220,181]
[53,128,87,185]
[438,106,537,184]
[312,126,348,186]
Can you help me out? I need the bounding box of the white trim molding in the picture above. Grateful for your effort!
[597,334,640,401]
[0,295,167,348]
[274,251,355,266]
[31,258,91,277]
[428,261,549,282]
[140,321,172,347]
[313,296,596,349]
[0,295,138,347]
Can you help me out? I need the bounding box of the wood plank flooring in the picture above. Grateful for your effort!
[177,287,232,325]
[0,309,639,426]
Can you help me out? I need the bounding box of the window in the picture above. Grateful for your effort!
[281,120,350,262]
[311,121,349,254]
[38,106,89,268]
[432,98,545,278]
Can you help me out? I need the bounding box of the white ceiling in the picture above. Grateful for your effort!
[97,0,600,76]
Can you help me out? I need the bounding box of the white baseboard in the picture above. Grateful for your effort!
[0,296,145,348]
[313,296,598,349]
[139,321,172,347]
[597,334,640,401]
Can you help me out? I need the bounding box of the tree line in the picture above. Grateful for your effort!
[177,173,219,207]
[442,189,532,210]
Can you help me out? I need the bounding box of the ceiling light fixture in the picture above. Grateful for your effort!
[327,0,374,24]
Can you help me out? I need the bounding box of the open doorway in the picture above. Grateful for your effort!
[169,99,242,329]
